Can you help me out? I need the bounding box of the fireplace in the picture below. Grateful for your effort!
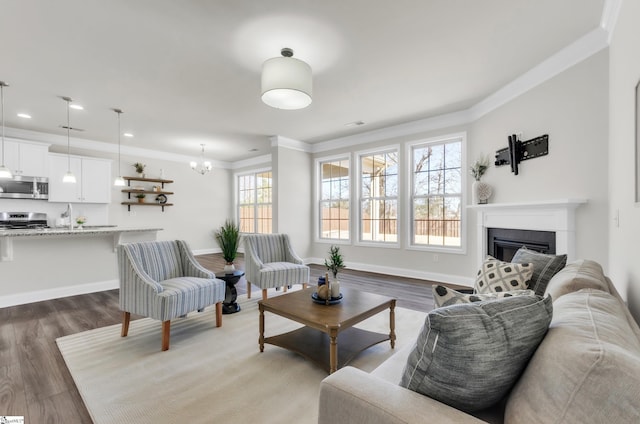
[487,228,556,262]
[469,199,586,269]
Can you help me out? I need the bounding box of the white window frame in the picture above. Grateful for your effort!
[235,167,273,234]
[405,133,467,254]
[315,154,352,244]
[355,145,401,248]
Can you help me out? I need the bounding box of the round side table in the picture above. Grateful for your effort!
[215,270,244,314]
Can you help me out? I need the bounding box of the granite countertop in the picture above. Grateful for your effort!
[0,226,163,237]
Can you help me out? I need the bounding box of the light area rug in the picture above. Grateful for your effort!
[57,293,427,424]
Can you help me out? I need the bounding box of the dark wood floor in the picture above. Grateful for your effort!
[0,253,461,423]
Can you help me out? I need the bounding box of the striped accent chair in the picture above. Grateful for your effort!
[243,234,310,300]
[117,240,225,351]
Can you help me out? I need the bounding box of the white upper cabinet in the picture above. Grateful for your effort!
[3,140,49,177]
[48,153,111,203]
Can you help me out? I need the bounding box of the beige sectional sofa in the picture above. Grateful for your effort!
[318,260,640,423]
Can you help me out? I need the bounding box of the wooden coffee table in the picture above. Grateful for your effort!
[258,286,396,374]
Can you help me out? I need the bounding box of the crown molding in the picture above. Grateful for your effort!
[270,135,311,152]
[230,153,272,170]
[469,27,609,121]
[601,0,622,42]
[5,127,232,169]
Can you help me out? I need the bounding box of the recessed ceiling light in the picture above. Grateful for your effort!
[345,120,365,127]
[123,133,134,138]
[17,113,31,119]
[69,104,84,110]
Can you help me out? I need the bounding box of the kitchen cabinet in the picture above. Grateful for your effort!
[48,153,111,203]
[3,140,49,177]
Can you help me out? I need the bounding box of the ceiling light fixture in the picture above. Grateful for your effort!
[113,108,125,187]
[17,113,31,119]
[0,81,13,179]
[261,48,312,110]
[190,144,212,175]
[123,132,133,138]
[61,96,76,184]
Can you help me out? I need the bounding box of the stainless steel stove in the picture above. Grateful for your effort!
[0,212,49,230]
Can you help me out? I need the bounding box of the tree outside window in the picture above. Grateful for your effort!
[359,150,398,243]
[412,140,461,247]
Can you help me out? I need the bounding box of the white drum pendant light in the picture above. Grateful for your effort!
[261,48,312,110]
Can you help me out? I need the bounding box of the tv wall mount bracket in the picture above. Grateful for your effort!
[494,134,548,175]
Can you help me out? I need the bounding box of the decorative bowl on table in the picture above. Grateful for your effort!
[311,291,343,305]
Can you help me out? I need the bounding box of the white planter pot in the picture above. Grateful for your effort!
[472,180,493,204]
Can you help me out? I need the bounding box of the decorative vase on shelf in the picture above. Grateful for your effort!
[472,180,493,204]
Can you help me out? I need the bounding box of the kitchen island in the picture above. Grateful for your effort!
[0,226,162,307]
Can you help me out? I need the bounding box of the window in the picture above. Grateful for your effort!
[411,138,462,247]
[237,170,272,234]
[359,149,398,243]
[318,158,350,240]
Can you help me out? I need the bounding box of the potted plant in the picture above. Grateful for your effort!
[469,154,493,204]
[135,193,146,203]
[215,220,240,273]
[324,245,346,279]
[75,216,87,229]
[469,154,491,181]
[133,162,146,177]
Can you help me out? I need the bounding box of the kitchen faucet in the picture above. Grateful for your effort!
[61,203,73,230]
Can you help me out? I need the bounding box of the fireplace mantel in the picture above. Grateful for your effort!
[468,199,587,268]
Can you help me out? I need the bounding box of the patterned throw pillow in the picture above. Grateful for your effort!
[511,247,567,296]
[474,257,533,294]
[400,295,553,412]
[432,285,536,308]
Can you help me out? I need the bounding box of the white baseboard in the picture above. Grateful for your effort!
[192,247,245,256]
[304,257,474,287]
[0,279,119,308]
[0,255,472,308]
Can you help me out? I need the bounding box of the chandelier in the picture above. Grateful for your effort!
[190,144,212,175]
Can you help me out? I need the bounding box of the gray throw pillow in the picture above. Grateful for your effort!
[400,295,553,412]
[474,256,533,294]
[432,284,535,308]
[511,247,567,296]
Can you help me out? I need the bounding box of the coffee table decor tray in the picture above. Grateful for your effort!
[311,292,343,305]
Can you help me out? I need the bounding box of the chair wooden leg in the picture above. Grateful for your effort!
[215,302,222,327]
[162,320,171,351]
[121,312,131,337]
[303,283,308,290]
[247,281,252,299]
[262,289,268,301]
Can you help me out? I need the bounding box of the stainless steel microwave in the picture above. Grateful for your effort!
[0,176,49,199]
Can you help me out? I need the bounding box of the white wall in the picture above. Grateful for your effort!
[272,145,312,258]
[608,0,640,322]
[470,50,609,267]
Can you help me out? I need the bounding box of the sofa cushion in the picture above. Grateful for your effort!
[511,247,567,296]
[432,285,535,308]
[474,257,533,294]
[544,259,609,300]
[400,295,553,412]
[505,289,640,423]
